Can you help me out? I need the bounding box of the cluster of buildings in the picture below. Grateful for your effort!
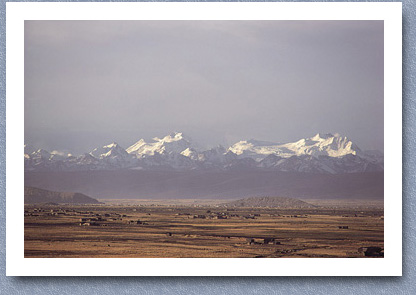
[127,219,148,225]
[79,212,129,226]
[25,208,78,217]
[186,211,261,220]
[246,237,280,245]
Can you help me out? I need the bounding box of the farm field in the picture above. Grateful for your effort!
[24,203,384,258]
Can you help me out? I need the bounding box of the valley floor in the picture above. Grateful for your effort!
[24,203,384,258]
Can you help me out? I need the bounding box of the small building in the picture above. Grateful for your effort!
[80,221,99,226]
[193,215,206,219]
[358,247,384,257]
[214,215,228,219]
[243,215,255,219]
[246,237,280,245]
[128,219,144,225]
[263,238,278,245]
[246,238,255,245]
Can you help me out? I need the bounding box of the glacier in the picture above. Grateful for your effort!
[24,132,383,174]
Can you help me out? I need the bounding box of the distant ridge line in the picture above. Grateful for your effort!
[24,186,102,204]
[24,132,383,174]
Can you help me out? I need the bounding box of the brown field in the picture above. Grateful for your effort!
[24,201,384,258]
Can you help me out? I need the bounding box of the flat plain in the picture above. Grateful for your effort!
[24,200,384,258]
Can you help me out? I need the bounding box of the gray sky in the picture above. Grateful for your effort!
[25,20,384,154]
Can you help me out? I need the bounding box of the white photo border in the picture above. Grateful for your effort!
[6,2,402,276]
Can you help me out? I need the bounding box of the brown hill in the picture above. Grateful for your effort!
[225,196,316,208]
[24,186,101,204]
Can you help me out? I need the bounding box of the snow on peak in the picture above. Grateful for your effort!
[229,133,360,160]
[161,132,189,143]
[126,139,147,154]
[24,132,383,173]
[283,133,359,158]
[180,147,199,160]
[247,139,278,146]
[50,150,71,156]
[90,142,129,160]
[228,140,253,156]
[152,132,185,142]
[311,133,335,141]
[181,147,197,157]
[49,150,72,161]
[31,149,51,159]
[171,131,184,139]
[103,142,119,149]
[126,132,195,157]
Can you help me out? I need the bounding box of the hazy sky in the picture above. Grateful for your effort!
[25,20,384,154]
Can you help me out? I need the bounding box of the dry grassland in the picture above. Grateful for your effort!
[24,203,383,258]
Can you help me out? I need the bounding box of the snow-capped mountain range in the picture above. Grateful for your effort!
[24,132,383,174]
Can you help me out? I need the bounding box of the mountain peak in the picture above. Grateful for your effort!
[152,132,185,142]
[172,131,183,138]
[24,132,383,174]
[180,147,197,158]
[311,133,335,141]
[161,132,186,142]
[127,132,194,156]
[90,142,129,160]
[103,142,120,149]
[126,139,147,154]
